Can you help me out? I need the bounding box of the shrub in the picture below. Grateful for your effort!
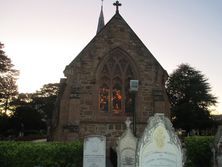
[185,136,214,167]
[0,141,83,167]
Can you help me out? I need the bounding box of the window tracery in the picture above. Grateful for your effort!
[98,51,136,114]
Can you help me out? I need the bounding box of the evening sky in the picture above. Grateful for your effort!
[0,0,221,113]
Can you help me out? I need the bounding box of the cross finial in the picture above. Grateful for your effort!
[113,1,122,13]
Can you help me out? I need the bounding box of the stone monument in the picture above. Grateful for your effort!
[116,117,137,167]
[83,135,106,167]
[214,125,222,167]
[136,113,183,167]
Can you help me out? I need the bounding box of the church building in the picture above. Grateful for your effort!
[52,1,170,150]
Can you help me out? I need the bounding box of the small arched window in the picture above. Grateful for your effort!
[98,49,137,114]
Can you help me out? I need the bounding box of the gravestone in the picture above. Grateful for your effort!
[116,117,137,167]
[136,113,183,167]
[214,125,222,167]
[83,135,106,167]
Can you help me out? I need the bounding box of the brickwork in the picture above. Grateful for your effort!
[52,13,170,153]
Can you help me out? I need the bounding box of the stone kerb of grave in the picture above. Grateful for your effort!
[136,113,183,167]
[83,135,106,167]
[116,117,137,167]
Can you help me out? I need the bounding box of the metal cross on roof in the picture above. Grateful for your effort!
[113,0,122,13]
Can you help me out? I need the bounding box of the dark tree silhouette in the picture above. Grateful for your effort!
[12,106,45,133]
[0,42,19,113]
[0,43,13,73]
[166,64,217,132]
[1,83,59,138]
[32,83,59,120]
[32,83,59,140]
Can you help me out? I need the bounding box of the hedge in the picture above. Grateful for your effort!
[184,136,214,167]
[0,136,215,167]
[0,141,83,167]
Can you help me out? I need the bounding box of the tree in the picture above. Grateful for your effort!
[0,42,19,113]
[0,84,59,139]
[0,112,14,138]
[32,83,59,121]
[12,106,45,134]
[0,43,13,73]
[1,93,44,138]
[32,83,59,140]
[166,64,217,132]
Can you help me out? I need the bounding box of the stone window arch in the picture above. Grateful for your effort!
[97,48,137,114]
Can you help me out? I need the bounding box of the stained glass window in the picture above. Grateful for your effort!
[98,50,136,113]
[112,83,122,113]
[99,85,109,112]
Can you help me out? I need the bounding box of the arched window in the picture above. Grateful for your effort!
[98,49,137,114]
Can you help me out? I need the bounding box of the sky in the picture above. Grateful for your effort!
[0,0,222,114]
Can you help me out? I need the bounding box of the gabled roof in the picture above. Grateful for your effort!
[65,12,167,75]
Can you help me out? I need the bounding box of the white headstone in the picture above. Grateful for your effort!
[117,117,137,167]
[83,135,106,167]
[136,113,183,167]
[214,126,222,167]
